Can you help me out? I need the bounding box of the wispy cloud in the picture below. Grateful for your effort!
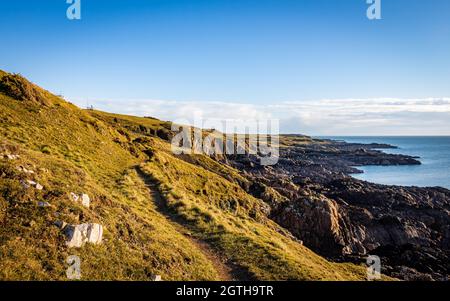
[71,97,450,136]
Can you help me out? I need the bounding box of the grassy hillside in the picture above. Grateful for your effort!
[0,71,370,280]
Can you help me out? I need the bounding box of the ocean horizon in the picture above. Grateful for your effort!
[317,136,450,189]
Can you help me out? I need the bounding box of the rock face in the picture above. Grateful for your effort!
[225,135,450,281]
[63,223,103,248]
[273,195,342,253]
[271,179,450,280]
[272,193,367,256]
[0,73,48,105]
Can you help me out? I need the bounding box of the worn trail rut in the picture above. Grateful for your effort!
[136,167,248,281]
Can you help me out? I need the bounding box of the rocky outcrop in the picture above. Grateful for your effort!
[273,194,342,254]
[231,138,421,183]
[225,135,450,280]
[285,182,450,281]
[272,192,367,256]
[0,73,48,105]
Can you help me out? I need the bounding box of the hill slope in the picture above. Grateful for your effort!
[0,71,369,280]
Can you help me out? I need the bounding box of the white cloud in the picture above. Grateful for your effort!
[71,97,450,136]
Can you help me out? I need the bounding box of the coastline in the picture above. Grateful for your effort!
[322,136,450,189]
[225,135,450,280]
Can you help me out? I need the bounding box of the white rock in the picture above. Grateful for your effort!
[24,168,34,174]
[64,223,103,248]
[26,180,37,186]
[25,180,43,190]
[70,193,90,208]
[6,154,19,160]
[17,166,35,174]
[70,192,79,202]
[80,194,90,208]
[20,180,30,189]
[152,275,162,281]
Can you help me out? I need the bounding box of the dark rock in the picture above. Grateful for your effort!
[223,135,450,281]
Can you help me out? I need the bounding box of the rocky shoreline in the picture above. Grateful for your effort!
[226,135,449,281]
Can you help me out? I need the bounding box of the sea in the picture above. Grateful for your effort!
[317,136,450,190]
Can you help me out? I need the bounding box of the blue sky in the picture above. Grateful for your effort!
[1,0,450,135]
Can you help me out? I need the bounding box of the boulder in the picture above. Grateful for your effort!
[63,223,103,248]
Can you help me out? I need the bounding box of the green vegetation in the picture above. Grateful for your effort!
[0,70,371,280]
